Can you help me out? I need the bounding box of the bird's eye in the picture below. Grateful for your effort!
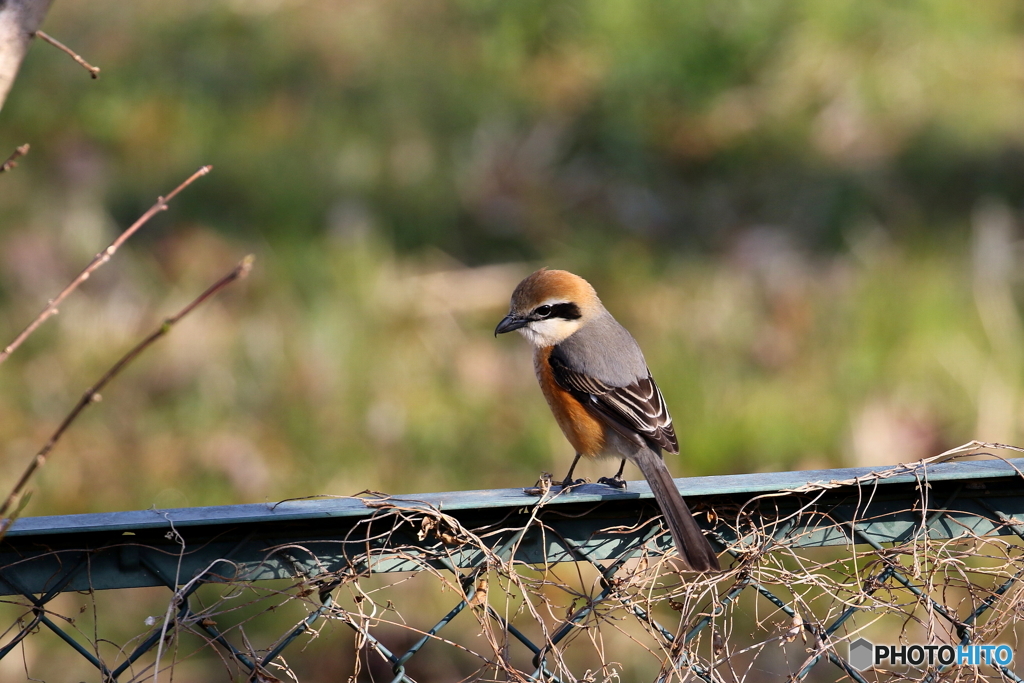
[534,305,553,318]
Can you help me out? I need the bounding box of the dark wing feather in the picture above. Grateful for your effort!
[548,351,679,454]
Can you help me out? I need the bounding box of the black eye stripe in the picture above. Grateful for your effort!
[534,302,581,320]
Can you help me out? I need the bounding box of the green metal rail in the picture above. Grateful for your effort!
[1,457,1022,681]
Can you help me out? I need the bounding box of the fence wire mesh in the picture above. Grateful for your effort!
[2,447,1024,682]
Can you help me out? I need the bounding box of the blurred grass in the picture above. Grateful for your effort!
[0,226,1006,517]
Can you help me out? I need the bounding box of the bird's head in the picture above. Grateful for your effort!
[495,268,602,347]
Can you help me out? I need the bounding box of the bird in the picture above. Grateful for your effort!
[495,268,721,572]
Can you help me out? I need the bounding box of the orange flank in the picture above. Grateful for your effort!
[534,346,605,457]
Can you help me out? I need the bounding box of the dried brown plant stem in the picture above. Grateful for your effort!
[0,142,29,172]
[0,165,212,367]
[32,30,99,78]
[0,255,255,539]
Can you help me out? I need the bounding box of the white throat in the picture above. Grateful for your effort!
[517,317,582,348]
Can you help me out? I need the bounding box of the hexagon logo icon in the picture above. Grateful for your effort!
[849,638,874,671]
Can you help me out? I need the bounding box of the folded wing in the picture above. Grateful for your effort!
[548,349,679,454]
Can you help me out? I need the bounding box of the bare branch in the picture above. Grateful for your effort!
[33,30,100,79]
[0,143,29,172]
[0,255,255,539]
[0,165,213,367]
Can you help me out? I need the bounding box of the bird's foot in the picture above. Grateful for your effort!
[523,473,589,496]
[597,476,628,490]
[558,477,587,491]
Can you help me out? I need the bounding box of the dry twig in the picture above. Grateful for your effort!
[0,165,212,367]
[33,30,99,78]
[0,255,255,540]
[0,143,29,172]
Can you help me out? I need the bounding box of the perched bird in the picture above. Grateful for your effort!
[495,269,720,572]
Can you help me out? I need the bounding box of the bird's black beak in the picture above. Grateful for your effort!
[494,314,527,336]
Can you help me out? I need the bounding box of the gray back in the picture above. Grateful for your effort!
[557,311,648,386]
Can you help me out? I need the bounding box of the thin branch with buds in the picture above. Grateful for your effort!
[0,165,213,367]
[0,143,29,172]
[33,30,100,78]
[0,255,255,540]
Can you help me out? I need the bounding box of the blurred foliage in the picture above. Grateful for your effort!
[0,225,1010,512]
[0,0,1020,506]
[5,0,1024,257]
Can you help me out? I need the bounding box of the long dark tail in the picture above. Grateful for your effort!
[632,447,721,572]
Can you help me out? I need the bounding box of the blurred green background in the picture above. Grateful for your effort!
[2,0,1024,679]
[3,0,1023,509]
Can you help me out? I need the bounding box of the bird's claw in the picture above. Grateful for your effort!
[558,478,587,490]
[597,476,628,490]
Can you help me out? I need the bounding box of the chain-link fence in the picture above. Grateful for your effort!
[2,445,1024,682]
